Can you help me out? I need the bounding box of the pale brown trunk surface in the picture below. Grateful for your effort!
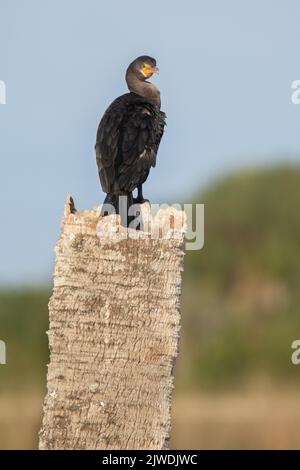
[39,197,186,450]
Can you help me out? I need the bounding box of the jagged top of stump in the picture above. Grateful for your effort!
[62,195,187,243]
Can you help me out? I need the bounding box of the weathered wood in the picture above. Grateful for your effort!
[39,197,186,450]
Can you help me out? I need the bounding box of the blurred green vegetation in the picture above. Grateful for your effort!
[1,165,300,392]
[186,165,300,286]
[0,290,49,390]
[177,164,300,389]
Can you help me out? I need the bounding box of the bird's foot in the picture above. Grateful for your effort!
[133,197,150,205]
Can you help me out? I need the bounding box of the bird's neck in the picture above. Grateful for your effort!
[126,69,161,107]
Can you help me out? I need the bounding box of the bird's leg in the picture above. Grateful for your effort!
[134,185,149,204]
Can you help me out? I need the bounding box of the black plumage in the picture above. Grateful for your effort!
[95,56,166,224]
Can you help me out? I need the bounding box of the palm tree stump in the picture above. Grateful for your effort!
[39,196,186,450]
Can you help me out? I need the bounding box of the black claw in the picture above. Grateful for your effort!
[133,198,150,205]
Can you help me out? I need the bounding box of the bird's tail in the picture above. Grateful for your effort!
[101,192,134,227]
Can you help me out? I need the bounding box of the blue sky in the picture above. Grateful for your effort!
[0,0,300,285]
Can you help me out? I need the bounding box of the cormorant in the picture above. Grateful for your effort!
[95,56,166,225]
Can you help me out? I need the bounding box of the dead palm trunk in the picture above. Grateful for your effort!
[39,196,186,450]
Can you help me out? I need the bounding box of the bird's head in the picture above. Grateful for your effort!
[126,55,161,106]
[127,56,159,81]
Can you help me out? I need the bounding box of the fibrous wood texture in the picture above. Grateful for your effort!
[39,197,186,450]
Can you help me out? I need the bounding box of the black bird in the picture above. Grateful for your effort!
[95,56,166,225]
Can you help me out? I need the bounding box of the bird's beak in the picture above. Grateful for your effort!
[151,66,159,75]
